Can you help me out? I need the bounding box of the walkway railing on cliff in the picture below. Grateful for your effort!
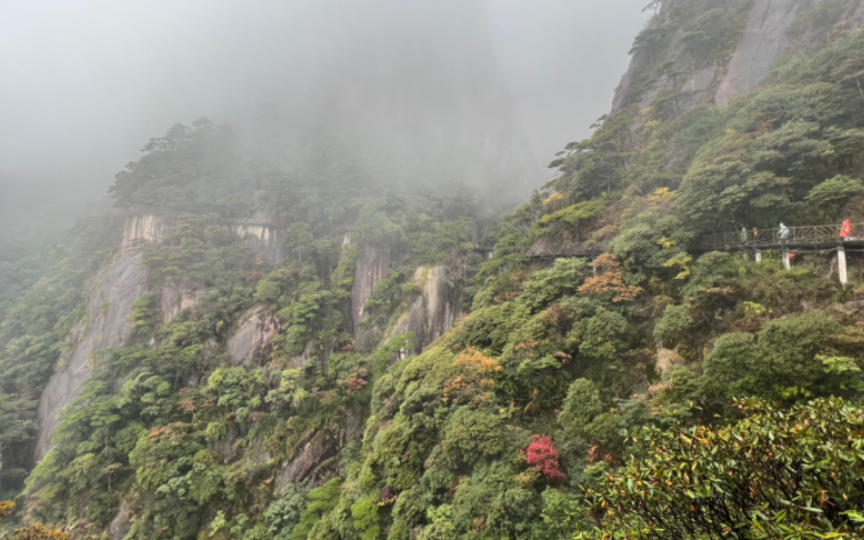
[695,223,864,252]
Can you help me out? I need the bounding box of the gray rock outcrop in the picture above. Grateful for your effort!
[352,244,392,350]
[613,0,864,129]
[160,283,200,323]
[233,223,283,263]
[35,251,149,461]
[108,503,131,540]
[848,1,864,27]
[274,428,341,491]
[611,0,680,114]
[715,0,810,106]
[122,213,166,249]
[35,214,161,462]
[389,266,461,354]
[352,244,392,324]
[227,306,281,367]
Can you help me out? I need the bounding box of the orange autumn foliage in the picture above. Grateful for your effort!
[577,254,641,302]
[6,524,69,540]
[453,349,503,374]
[515,340,539,351]
[444,349,503,403]
[0,501,68,540]
[0,501,13,519]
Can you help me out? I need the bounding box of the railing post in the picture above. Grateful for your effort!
[838,244,848,288]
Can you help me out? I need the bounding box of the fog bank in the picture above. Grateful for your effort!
[0,0,649,238]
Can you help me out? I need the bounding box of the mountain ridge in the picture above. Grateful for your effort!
[6,1,864,538]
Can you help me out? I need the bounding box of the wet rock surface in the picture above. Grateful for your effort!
[274,428,341,490]
[227,306,281,367]
[389,266,461,354]
[234,223,283,263]
[613,0,864,143]
[160,283,201,323]
[715,0,809,106]
[352,244,392,350]
[122,214,166,249]
[352,245,392,324]
[35,251,149,461]
[108,503,131,540]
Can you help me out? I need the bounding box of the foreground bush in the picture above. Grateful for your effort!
[0,501,67,540]
[583,398,864,539]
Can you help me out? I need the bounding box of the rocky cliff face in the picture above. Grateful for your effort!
[227,306,283,367]
[160,283,200,323]
[414,266,461,343]
[718,0,864,101]
[127,212,284,264]
[35,252,148,461]
[351,244,392,351]
[351,245,392,325]
[122,213,165,248]
[613,0,864,121]
[37,212,287,439]
[715,0,811,105]
[35,215,158,461]
[233,223,283,263]
[223,248,466,370]
[389,266,462,354]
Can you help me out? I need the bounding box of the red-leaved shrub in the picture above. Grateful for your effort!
[346,376,367,395]
[524,435,565,481]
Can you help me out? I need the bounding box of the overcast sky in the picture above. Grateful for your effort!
[0,0,650,237]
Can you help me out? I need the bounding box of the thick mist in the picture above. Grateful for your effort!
[0,0,649,239]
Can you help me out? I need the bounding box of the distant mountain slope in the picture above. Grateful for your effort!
[247,0,537,207]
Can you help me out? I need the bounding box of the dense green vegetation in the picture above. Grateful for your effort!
[0,240,45,322]
[0,110,488,537]
[582,398,864,539]
[0,216,121,502]
[7,1,864,539]
[0,499,66,539]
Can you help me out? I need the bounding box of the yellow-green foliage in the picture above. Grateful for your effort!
[533,198,607,239]
[582,398,864,539]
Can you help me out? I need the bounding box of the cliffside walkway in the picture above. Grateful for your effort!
[695,223,864,252]
[505,222,860,286]
[696,222,863,286]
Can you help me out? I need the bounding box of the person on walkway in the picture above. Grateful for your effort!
[779,222,790,241]
[753,227,759,242]
[840,219,853,242]
[740,227,748,244]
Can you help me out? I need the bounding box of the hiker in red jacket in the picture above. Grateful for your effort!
[841,219,853,241]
